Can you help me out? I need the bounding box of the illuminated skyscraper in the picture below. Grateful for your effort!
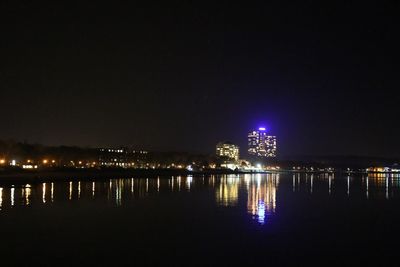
[216,142,239,161]
[248,128,277,157]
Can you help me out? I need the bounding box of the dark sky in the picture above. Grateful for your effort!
[1,1,399,157]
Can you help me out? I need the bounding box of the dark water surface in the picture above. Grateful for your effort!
[1,173,400,266]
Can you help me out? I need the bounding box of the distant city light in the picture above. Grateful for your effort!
[23,164,38,169]
[258,127,266,131]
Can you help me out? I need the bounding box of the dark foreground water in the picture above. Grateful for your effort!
[1,173,400,266]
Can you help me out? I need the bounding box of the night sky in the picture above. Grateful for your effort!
[1,1,399,158]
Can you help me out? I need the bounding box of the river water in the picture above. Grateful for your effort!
[0,173,399,266]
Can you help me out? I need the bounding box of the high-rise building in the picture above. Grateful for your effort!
[216,142,239,161]
[248,128,277,157]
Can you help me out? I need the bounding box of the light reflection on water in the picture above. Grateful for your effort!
[216,174,279,224]
[1,173,400,225]
[0,188,3,209]
[216,176,239,207]
[246,174,278,224]
[215,174,279,224]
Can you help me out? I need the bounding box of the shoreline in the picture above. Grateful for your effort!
[0,168,249,184]
[0,168,396,185]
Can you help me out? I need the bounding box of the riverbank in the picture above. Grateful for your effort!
[1,168,396,185]
[0,168,254,184]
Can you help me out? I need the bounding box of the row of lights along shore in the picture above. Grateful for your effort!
[1,127,399,173]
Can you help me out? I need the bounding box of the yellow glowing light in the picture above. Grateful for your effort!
[52,160,56,163]
[27,160,31,163]
[43,159,48,164]
[0,159,5,164]
[78,161,82,164]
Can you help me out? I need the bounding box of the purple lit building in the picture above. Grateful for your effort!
[248,128,277,157]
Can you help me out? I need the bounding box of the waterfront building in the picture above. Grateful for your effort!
[98,148,148,168]
[216,142,239,161]
[248,128,277,157]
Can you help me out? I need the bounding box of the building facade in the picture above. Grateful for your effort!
[98,148,148,168]
[216,142,239,161]
[248,128,277,157]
